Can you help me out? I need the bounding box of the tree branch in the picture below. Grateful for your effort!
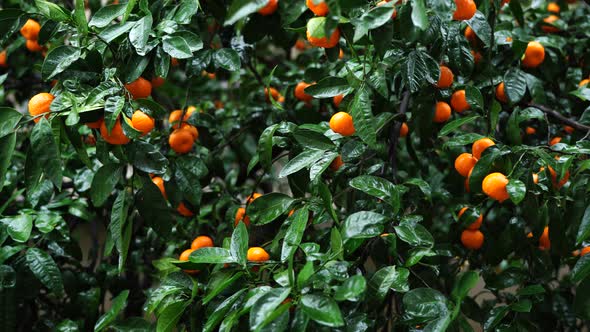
[527,103,590,131]
[389,90,411,183]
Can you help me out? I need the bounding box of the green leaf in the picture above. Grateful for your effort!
[126,140,169,174]
[174,160,203,207]
[574,278,590,319]
[349,85,376,147]
[26,248,64,296]
[403,288,448,320]
[0,107,22,138]
[334,275,366,302]
[248,193,295,225]
[281,207,309,262]
[136,176,173,237]
[411,0,428,30]
[99,21,135,42]
[507,179,526,204]
[349,175,398,206]
[368,266,409,301]
[163,35,192,59]
[90,163,122,207]
[342,211,387,240]
[394,223,434,248]
[303,77,352,98]
[74,0,88,35]
[483,305,510,331]
[35,0,71,22]
[511,299,532,312]
[203,290,246,332]
[129,15,152,55]
[249,287,291,330]
[189,247,234,264]
[41,46,81,80]
[465,85,483,110]
[225,0,267,26]
[213,48,241,71]
[258,124,279,172]
[466,11,491,46]
[89,4,127,28]
[30,118,63,189]
[0,132,16,192]
[572,255,590,283]
[402,50,439,93]
[203,271,244,305]
[503,68,527,103]
[110,190,130,266]
[451,271,479,301]
[279,149,325,178]
[0,245,26,265]
[352,5,395,42]
[156,300,190,332]
[438,115,480,137]
[2,214,33,243]
[230,222,248,266]
[94,290,129,331]
[309,151,338,182]
[293,128,335,150]
[576,205,590,246]
[173,0,199,24]
[300,294,344,327]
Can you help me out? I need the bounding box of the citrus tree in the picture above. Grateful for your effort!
[1,0,590,331]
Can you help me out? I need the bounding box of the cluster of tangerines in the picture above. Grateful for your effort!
[177,235,271,273]
[19,19,46,53]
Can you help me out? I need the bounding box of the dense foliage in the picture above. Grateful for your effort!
[1,0,590,331]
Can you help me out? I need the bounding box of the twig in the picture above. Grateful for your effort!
[527,103,590,131]
[389,91,411,183]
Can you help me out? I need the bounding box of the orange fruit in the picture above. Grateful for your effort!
[581,247,590,256]
[522,41,545,68]
[458,207,483,230]
[453,0,477,20]
[547,2,560,13]
[294,82,313,102]
[179,248,199,274]
[330,155,344,171]
[131,110,155,136]
[177,202,194,217]
[333,94,344,108]
[86,118,103,129]
[464,26,476,44]
[100,118,130,145]
[264,87,281,102]
[247,247,270,262]
[400,122,409,137]
[450,90,470,113]
[433,101,451,123]
[482,172,510,202]
[539,226,550,249]
[214,100,224,109]
[579,79,590,87]
[465,168,473,192]
[376,1,397,18]
[169,127,195,154]
[329,112,355,136]
[0,50,7,67]
[339,49,344,59]
[548,165,569,189]
[125,77,152,99]
[505,36,513,42]
[549,136,561,146]
[532,172,539,184]
[306,0,329,16]
[495,82,508,103]
[234,207,251,227]
[151,76,165,88]
[25,39,43,52]
[20,19,41,41]
[152,176,167,199]
[435,65,454,89]
[169,107,196,128]
[171,57,179,66]
[471,50,483,65]
[541,15,560,33]
[526,126,536,135]
[180,123,199,140]
[564,125,574,134]
[191,236,214,250]
[246,193,263,204]
[295,39,307,50]
[288,209,295,217]
[28,92,54,123]
[454,153,477,177]
[259,0,278,15]
[472,138,495,159]
[461,229,484,249]
[307,27,340,48]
